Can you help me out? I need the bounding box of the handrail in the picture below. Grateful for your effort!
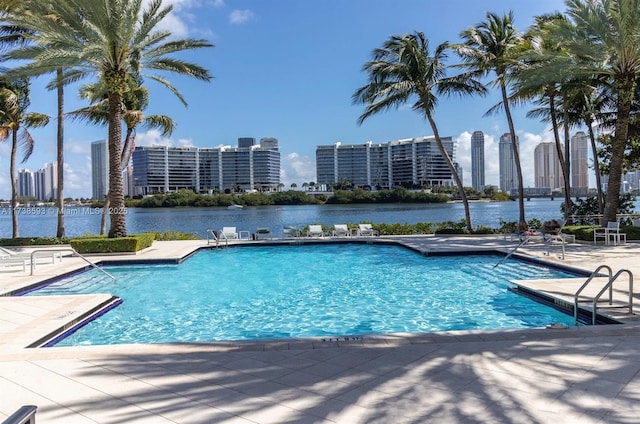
[574,265,613,323]
[494,237,529,268]
[2,405,37,424]
[29,248,115,279]
[206,229,219,246]
[591,269,633,325]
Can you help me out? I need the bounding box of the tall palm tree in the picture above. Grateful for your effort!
[455,11,526,226]
[0,76,49,237]
[561,0,640,224]
[515,13,576,220]
[69,76,174,234]
[353,32,486,232]
[7,0,213,237]
[2,1,68,238]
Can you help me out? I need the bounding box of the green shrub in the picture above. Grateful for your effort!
[70,233,155,254]
[0,237,69,246]
[151,230,200,241]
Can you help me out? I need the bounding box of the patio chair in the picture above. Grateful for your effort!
[283,226,301,238]
[307,224,325,238]
[332,224,351,237]
[357,223,378,236]
[220,227,239,240]
[254,227,272,240]
[594,221,625,245]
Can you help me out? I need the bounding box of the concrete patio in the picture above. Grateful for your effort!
[0,236,638,423]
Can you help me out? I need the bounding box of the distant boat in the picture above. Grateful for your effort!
[228,204,244,210]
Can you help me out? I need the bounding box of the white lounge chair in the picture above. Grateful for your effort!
[332,224,350,237]
[357,223,378,236]
[307,225,325,237]
[0,246,62,270]
[220,227,239,240]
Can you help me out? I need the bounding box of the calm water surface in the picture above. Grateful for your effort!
[28,245,579,345]
[1,198,633,238]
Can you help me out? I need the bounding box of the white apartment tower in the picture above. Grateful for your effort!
[534,142,564,190]
[470,131,485,191]
[34,162,57,201]
[571,131,589,194]
[498,133,518,194]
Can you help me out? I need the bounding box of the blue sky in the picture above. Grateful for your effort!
[0,0,571,199]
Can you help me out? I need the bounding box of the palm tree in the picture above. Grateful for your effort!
[353,32,486,232]
[68,76,174,234]
[560,0,640,224]
[7,0,213,237]
[515,13,576,220]
[455,11,526,226]
[0,76,49,237]
[1,1,68,238]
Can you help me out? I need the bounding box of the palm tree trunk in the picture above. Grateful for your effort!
[10,129,19,238]
[586,118,604,215]
[56,68,65,238]
[107,91,127,238]
[603,82,633,224]
[101,127,135,235]
[427,114,473,231]
[500,81,525,225]
[561,98,573,221]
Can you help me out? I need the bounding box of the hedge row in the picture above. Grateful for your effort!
[69,233,155,254]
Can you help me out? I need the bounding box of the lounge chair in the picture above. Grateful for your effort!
[220,227,239,240]
[283,226,301,238]
[254,227,272,240]
[332,224,351,237]
[357,223,378,236]
[0,246,62,270]
[307,224,325,238]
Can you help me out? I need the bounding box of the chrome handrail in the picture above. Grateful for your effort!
[592,269,633,325]
[2,405,37,424]
[573,265,613,324]
[29,248,115,279]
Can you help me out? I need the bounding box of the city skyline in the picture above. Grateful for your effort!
[1,0,590,199]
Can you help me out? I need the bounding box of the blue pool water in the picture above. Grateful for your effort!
[28,244,580,346]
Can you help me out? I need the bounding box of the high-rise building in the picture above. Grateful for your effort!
[91,140,108,200]
[470,131,485,191]
[498,133,518,194]
[316,136,455,189]
[238,137,255,148]
[34,162,57,201]
[17,169,35,198]
[571,131,589,194]
[132,143,280,195]
[534,142,564,190]
[259,137,278,150]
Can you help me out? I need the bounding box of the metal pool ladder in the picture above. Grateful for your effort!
[573,265,634,325]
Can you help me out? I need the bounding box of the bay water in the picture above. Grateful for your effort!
[0,198,590,238]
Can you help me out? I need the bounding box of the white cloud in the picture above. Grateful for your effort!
[212,0,225,8]
[281,152,315,187]
[63,160,91,193]
[66,140,92,155]
[229,9,254,25]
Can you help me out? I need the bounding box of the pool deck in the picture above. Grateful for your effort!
[1,236,639,423]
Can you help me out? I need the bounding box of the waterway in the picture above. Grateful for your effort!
[0,198,615,239]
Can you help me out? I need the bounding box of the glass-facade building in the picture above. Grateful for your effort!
[316,136,455,189]
[132,142,280,195]
[470,131,485,191]
[499,133,518,194]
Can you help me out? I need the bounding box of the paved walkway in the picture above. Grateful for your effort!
[0,236,639,423]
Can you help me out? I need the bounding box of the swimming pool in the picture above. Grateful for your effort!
[28,244,580,346]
